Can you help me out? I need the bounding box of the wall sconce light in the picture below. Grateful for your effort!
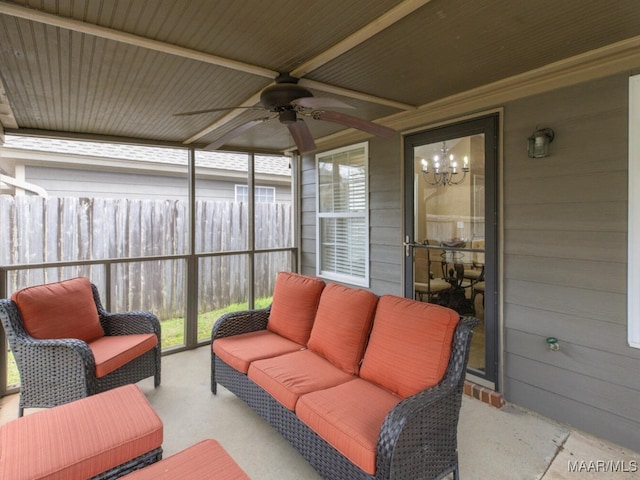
[527,128,554,158]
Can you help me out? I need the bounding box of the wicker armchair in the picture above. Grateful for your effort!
[0,278,161,416]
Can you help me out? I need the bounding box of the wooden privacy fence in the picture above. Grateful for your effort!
[0,195,293,320]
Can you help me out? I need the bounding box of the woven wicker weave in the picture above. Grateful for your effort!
[0,284,161,416]
[91,447,163,480]
[212,308,478,480]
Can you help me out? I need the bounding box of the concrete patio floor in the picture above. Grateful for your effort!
[1,345,638,479]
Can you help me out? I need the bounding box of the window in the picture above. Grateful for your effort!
[316,142,369,287]
[628,74,640,348]
[235,185,275,203]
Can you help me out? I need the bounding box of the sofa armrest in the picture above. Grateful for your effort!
[211,306,271,340]
[376,316,479,480]
[377,382,462,479]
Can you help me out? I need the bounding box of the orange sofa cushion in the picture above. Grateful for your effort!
[89,334,158,378]
[0,384,163,480]
[296,378,401,475]
[266,272,325,345]
[248,349,353,410]
[11,277,104,343]
[359,295,459,398]
[213,330,305,373]
[307,283,378,375]
[120,439,250,480]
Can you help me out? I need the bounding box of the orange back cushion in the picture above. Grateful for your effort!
[11,277,105,343]
[307,283,378,375]
[267,272,325,344]
[359,295,459,398]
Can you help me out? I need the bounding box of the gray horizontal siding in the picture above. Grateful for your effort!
[296,72,639,451]
[300,155,317,276]
[505,377,638,451]
[299,136,403,293]
[24,165,291,202]
[368,136,402,295]
[503,73,640,451]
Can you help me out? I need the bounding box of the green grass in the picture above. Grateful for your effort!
[6,297,272,387]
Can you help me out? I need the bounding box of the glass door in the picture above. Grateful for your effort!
[403,114,499,385]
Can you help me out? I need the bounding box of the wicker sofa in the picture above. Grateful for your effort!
[211,272,478,480]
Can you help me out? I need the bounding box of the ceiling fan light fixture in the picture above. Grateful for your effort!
[278,109,297,125]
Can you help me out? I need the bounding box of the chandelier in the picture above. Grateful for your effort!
[420,141,469,186]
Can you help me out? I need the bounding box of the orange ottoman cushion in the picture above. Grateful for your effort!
[296,378,401,475]
[359,295,459,398]
[307,283,378,375]
[0,384,163,480]
[11,277,104,343]
[120,439,250,480]
[213,329,305,373]
[267,272,325,344]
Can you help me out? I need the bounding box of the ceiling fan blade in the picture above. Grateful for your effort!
[174,106,264,116]
[287,119,317,153]
[313,110,396,139]
[292,97,355,110]
[204,119,267,151]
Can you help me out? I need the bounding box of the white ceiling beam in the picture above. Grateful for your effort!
[291,0,432,80]
[0,1,420,147]
[0,2,414,112]
[298,78,415,111]
[0,2,277,79]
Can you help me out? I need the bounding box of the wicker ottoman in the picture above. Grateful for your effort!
[0,384,163,480]
[120,439,250,479]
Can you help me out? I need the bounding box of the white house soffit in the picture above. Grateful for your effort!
[0,173,48,197]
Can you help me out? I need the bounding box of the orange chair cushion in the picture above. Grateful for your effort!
[248,349,353,410]
[266,272,325,345]
[307,283,378,375]
[119,439,250,480]
[11,277,104,343]
[359,295,459,398]
[213,330,305,373]
[296,378,401,475]
[0,384,163,480]
[89,334,158,378]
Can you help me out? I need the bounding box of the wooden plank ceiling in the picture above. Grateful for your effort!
[0,0,640,153]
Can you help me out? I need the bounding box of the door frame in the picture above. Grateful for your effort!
[402,113,500,386]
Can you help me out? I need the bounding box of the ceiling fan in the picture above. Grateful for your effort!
[174,73,396,153]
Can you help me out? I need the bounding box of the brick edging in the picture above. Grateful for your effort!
[464,380,505,408]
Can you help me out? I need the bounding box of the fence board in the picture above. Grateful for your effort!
[1,195,291,320]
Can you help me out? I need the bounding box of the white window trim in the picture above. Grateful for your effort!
[628,74,640,348]
[316,142,370,288]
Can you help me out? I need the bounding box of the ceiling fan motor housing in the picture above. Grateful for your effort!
[260,83,313,110]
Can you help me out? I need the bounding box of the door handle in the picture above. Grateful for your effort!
[403,235,418,257]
